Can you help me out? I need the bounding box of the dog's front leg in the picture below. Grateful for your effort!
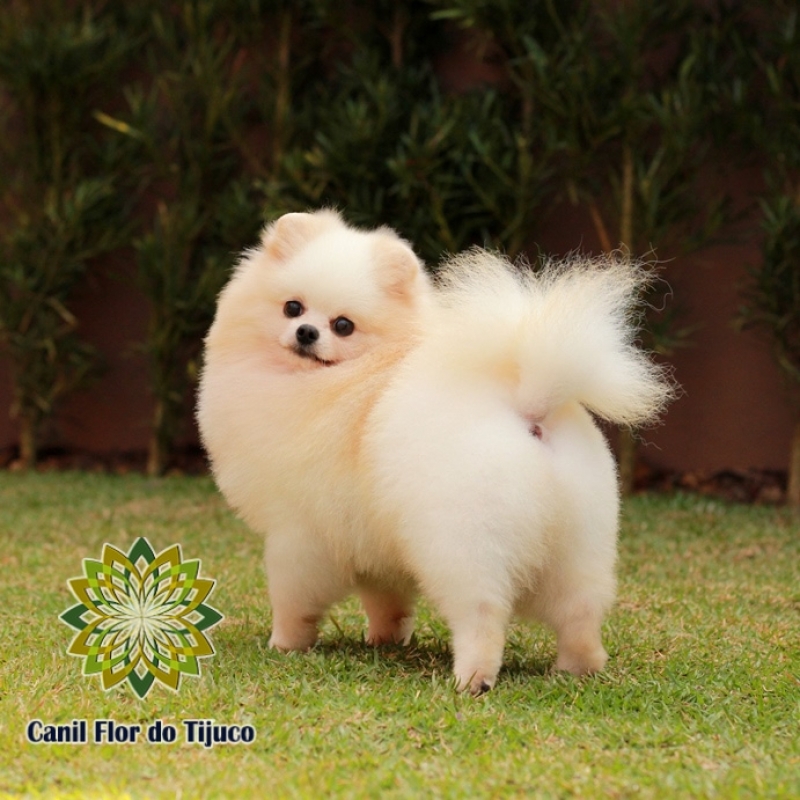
[264,530,346,651]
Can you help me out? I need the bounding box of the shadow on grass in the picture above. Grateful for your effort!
[213,623,552,687]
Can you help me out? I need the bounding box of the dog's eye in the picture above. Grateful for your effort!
[332,316,355,337]
[284,300,304,318]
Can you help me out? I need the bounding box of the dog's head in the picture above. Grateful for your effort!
[206,210,429,373]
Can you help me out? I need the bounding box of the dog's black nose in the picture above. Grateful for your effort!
[296,324,319,346]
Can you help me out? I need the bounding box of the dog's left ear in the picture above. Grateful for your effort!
[261,210,341,262]
[373,233,426,302]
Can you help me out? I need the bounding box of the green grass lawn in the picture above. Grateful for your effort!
[0,472,798,798]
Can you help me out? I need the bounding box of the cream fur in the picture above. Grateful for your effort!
[197,219,674,695]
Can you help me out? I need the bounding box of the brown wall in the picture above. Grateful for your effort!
[0,211,794,474]
[0,20,794,475]
[0,254,155,457]
[56,256,155,453]
[647,245,793,472]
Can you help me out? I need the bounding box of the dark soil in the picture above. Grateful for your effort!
[633,462,787,505]
[0,444,209,477]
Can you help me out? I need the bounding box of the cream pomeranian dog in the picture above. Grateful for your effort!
[197,209,673,694]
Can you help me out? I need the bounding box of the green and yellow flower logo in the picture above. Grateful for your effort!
[60,538,223,699]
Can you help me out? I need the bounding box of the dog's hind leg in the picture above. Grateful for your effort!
[529,541,616,676]
[445,599,512,695]
[533,412,619,676]
[549,598,610,676]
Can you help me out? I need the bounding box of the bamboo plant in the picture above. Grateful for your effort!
[263,0,559,263]
[467,0,716,492]
[262,3,463,261]
[579,0,724,493]
[429,0,584,257]
[431,0,727,493]
[0,1,131,468]
[735,1,800,507]
[99,1,265,475]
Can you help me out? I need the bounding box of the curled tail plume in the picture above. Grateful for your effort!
[434,249,676,426]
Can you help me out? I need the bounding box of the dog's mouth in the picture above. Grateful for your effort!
[293,346,337,367]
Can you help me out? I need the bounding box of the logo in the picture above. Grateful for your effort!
[60,538,223,699]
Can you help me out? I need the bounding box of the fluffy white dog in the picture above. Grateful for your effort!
[198,211,673,694]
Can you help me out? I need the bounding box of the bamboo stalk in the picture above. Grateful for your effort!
[617,427,637,496]
[390,7,407,69]
[147,398,166,477]
[273,10,292,170]
[588,202,613,254]
[18,414,37,471]
[787,418,800,509]
[620,143,634,255]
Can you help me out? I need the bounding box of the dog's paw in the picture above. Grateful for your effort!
[268,634,315,652]
[365,614,414,646]
[554,645,608,676]
[455,671,497,696]
[268,614,320,652]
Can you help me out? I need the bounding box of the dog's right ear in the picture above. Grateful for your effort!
[373,233,426,304]
[261,210,341,262]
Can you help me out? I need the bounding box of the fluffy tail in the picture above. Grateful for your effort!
[433,249,676,426]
